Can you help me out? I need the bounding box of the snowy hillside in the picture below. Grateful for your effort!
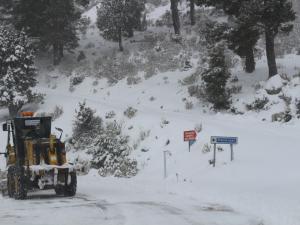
[0,1,300,225]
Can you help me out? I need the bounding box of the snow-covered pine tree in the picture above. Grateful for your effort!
[91,120,138,178]
[97,0,145,51]
[0,26,40,117]
[201,44,231,110]
[73,101,102,141]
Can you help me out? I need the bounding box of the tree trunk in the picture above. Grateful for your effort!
[190,0,195,26]
[8,105,19,118]
[126,26,134,38]
[53,43,60,66]
[118,27,124,52]
[59,44,64,59]
[244,47,255,73]
[265,29,278,78]
[170,0,181,35]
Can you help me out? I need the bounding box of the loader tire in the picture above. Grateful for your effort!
[64,172,77,197]
[7,167,15,198]
[13,167,27,200]
[54,186,64,196]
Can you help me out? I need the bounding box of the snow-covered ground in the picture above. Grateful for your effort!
[1,3,300,225]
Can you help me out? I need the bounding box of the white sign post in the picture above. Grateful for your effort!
[163,150,171,179]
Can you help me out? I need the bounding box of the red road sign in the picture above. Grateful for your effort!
[184,130,197,142]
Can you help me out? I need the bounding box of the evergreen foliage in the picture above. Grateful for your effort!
[71,102,137,177]
[72,101,102,141]
[0,26,40,117]
[13,0,80,65]
[202,44,231,110]
[97,0,146,51]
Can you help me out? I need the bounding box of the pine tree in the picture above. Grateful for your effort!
[13,0,80,65]
[0,26,39,117]
[124,0,146,37]
[202,44,231,110]
[73,101,102,139]
[170,0,181,35]
[0,0,14,22]
[227,19,260,73]
[76,0,90,8]
[13,0,47,37]
[42,0,80,65]
[198,0,260,73]
[254,0,295,77]
[188,0,195,26]
[97,0,145,51]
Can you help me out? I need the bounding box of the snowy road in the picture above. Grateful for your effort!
[0,179,261,225]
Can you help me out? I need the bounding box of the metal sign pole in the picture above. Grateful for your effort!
[213,144,216,167]
[163,151,167,179]
[188,141,191,152]
[230,144,234,161]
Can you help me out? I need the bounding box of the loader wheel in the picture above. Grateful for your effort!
[54,186,64,196]
[7,167,15,198]
[13,167,27,200]
[64,172,77,197]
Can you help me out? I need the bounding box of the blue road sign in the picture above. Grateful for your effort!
[211,136,238,145]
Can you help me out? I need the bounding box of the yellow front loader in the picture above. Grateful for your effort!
[0,112,77,200]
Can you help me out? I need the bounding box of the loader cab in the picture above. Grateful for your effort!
[3,113,64,167]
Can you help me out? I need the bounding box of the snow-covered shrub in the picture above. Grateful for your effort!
[272,111,293,123]
[139,129,151,141]
[38,105,63,121]
[296,99,300,118]
[85,42,95,49]
[279,94,292,107]
[188,85,203,99]
[91,121,137,177]
[149,96,156,101]
[185,101,194,110]
[78,16,91,36]
[105,110,116,119]
[202,143,211,154]
[246,97,269,111]
[52,105,64,121]
[95,53,138,85]
[195,123,203,133]
[77,51,86,62]
[155,11,173,27]
[180,73,200,86]
[229,85,242,95]
[73,155,91,175]
[160,118,170,128]
[70,74,85,86]
[265,74,285,95]
[127,76,142,85]
[92,79,99,86]
[124,107,138,119]
[72,102,103,150]
[144,64,157,79]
